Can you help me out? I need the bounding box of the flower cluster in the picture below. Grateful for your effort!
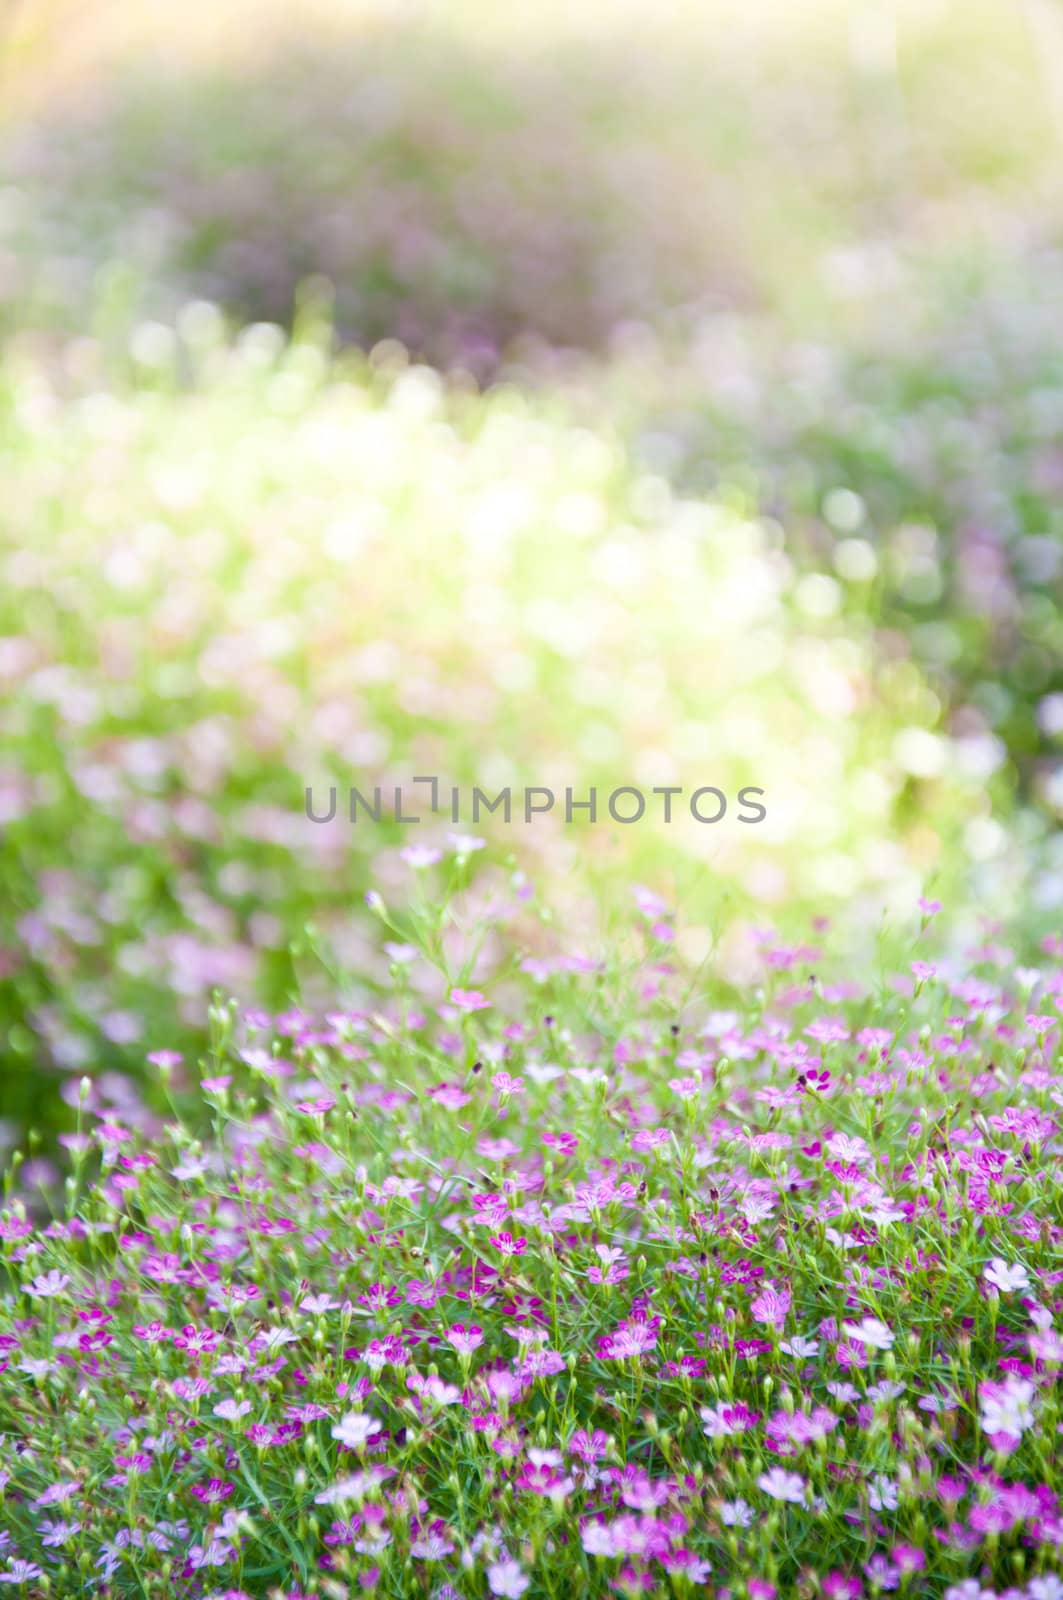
[1,893,1062,1598]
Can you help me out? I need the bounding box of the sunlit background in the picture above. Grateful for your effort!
[1,0,1062,1145]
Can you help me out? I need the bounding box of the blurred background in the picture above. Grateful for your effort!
[1,0,1062,1148]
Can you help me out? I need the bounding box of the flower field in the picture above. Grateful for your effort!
[2,879,1063,1597]
[2,0,1063,1593]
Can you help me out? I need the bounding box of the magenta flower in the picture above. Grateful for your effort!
[750,1284,792,1329]
[517,1449,574,1499]
[191,1478,235,1504]
[489,1231,527,1257]
[446,1323,484,1356]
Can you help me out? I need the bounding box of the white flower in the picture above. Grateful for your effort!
[581,1522,616,1556]
[780,1334,820,1359]
[400,845,442,869]
[171,1156,207,1180]
[211,1399,252,1421]
[331,1412,382,1450]
[314,1473,373,1505]
[719,1497,754,1527]
[979,1377,1036,1439]
[299,1293,340,1315]
[1030,1327,1063,1362]
[410,1531,454,1560]
[983,1258,1030,1294]
[488,1559,531,1598]
[447,832,485,855]
[1028,1579,1063,1600]
[843,1316,894,1351]
[868,1474,898,1511]
[758,1468,806,1504]
[27,1270,71,1298]
[18,1359,56,1379]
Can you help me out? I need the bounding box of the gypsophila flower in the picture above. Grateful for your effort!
[719,1498,755,1528]
[983,1258,1031,1293]
[25,1269,71,1297]
[0,882,1060,1593]
[843,1316,895,1351]
[868,1474,899,1511]
[449,988,490,1012]
[331,1413,383,1450]
[487,1558,531,1597]
[758,1469,807,1504]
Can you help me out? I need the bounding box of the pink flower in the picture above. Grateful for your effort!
[826,1133,872,1165]
[401,845,442,868]
[750,1284,792,1329]
[569,1428,611,1464]
[890,1536,922,1574]
[427,1082,472,1111]
[823,1576,863,1599]
[191,1478,234,1504]
[446,1323,484,1357]
[701,1402,761,1438]
[449,988,489,1012]
[597,1317,658,1361]
[489,1231,527,1257]
[517,1450,574,1499]
[492,1071,525,1097]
